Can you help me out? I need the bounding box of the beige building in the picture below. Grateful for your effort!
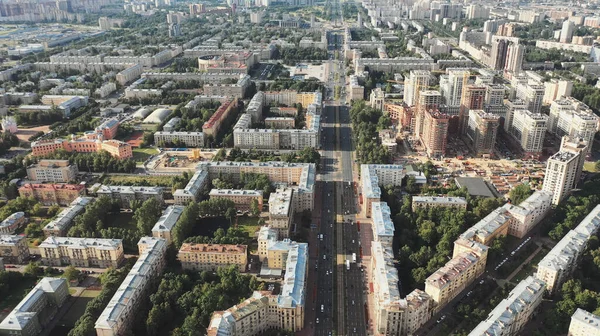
[569,309,600,336]
[151,205,185,244]
[361,164,405,217]
[264,117,295,129]
[39,237,124,268]
[178,243,248,272]
[95,237,168,336]
[425,251,486,311]
[459,207,513,246]
[207,242,307,335]
[411,196,467,211]
[0,234,29,264]
[257,226,278,262]
[43,197,93,237]
[268,188,294,238]
[0,278,69,336]
[209,189,263,212]
[26,159,78,183]
[95,185,164,208]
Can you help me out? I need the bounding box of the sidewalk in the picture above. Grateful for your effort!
[505,243,543,283]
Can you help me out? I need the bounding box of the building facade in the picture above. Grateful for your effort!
[19,183,85,206]
[39,236,124,268]
[178,243,248,272]
[26,160,78,183]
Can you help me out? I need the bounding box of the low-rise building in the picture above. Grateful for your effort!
[151,205,185,244]
[154,131,204,147]
[95,185,163,208]
[39,236,124,268]
[209,189,263,212]
[257,225,278,262]
[19,183,85,206]
[173,169,209,205]
[0,235,29,264]
[0,278,69,336]
[460,207,512,245]
[360,164,405,217]
[268,188,294,239]
[43,197,93,237]
[26,160,78,183]
[207,241,307,335]
[0,212,27,235]
[411,196,468,211]
[468,276,545,335]
[502,190,552,238]
[178,243,248,272]
[569,309,600,336]
[95,237,168,336]
[372,202,394,246]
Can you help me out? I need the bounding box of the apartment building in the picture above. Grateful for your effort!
[516,83,545,114]
[569,309,600,336]
[0,234,29,264]
[26,159,78,183]
[19,183,85,206]
[537,205,600,293]
[360,164,405,217]
[411,196,467,211]
[95,237,168,336]
[39,236,124,268]
[257,225,278,263]
[0,278,69,336]
[421,109,449,158]
[95,185,163,208]
[269,188,294,238]
[178,243,248,272]
[404,70,431,107]
[233,115,320,150]
[460,207,512,245]
[503,190,553,238]
[425,251,486,311]
[207,241,307,335]
[542,139,587,205]
[0,212,26,235]
[465,110,500,156]
[173,169,209,205]
[371,241,432,335]
[265,117,295,129]
[544,79,573,105]
[349,75,365,101]
[370,88,385,111]
[372,202,395,246]
[154,131,205,147]
[468,276,546,336]
[209,189,263,212]
[43,197,93,237]
[202,98,238,137]
[151,205,185,244]
[549,98,599,150]
[95,118,119,140]
[192,161,316,213]
[506,109,548,156]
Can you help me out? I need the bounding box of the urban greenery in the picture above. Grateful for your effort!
[350,101,390,164]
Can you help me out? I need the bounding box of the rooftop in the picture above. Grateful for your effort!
[571,308,600,331]
[269,188,293,217]
[151,205,185,233]
[372,202,394,239]
[179,243,247,254]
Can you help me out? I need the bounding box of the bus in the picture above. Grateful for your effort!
[352,253,357,263]
[346,260,350,271]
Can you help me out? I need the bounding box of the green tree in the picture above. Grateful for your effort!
[64,265,81,282]
[225,207,237,225]
[134,198,163,235]
[250,199,260,217]
[24,262,42,277]
[509,183,533,205]
[24,222,43,238]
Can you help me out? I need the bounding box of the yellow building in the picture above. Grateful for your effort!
[39,237,124,268]
[209,189,263,212]
[0,235,29,264]
[178,243,248,272]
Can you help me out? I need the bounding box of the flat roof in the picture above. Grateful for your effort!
[455,177,496,198]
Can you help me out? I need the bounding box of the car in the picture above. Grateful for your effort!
[316,318,320,324]
[321,304,324,312]
[352,300,355,305]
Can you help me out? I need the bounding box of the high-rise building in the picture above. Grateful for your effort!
[485,84,506,116]
[549,97,599,151]
[421,109,449,158]
[504,99,528,132]
[466,4,489,20]
[504,42,524,73]
[441,69,470,114]
[542,136,588,205]
[466,110,500,156]
[516,83,545,114]
[560,20,575,43]
[543,79,573,104]
[490,38,508,70]
[370,88,385,111]
[404,70,430,106]
[459,85,486,134]
[414,90,441,138]
[508,109,548,156]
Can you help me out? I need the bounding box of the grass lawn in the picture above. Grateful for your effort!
[584,161,598,172]
[79,289,102,298]
[103,174,174,187]
[105,212,136,231]
[132,147,159,163]
[236,216,262,237]
[0,277,37,312]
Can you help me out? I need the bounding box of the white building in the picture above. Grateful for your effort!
[371,202,394,246]
[151,205,185,244]
[173,169,209,205]
[549,98,598,151]
[506,109,547,155]
[404,70,431,107]
[516,83,545,114]
[468,276,546,336]
[569,309,600,336]
[95,237,168,336]
[154,131,204,147]
[542,138,587,205]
